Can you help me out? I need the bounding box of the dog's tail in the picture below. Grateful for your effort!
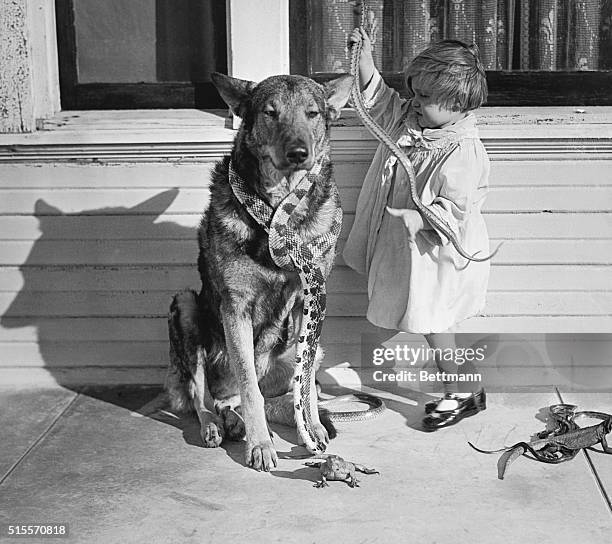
[166,289,201,413]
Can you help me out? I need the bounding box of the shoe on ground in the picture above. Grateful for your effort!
[422,389,486,431]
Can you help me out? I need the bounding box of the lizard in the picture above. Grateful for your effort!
[304,454,379,488]
[469,411,612,480]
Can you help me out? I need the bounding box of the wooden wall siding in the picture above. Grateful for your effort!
[0,147,611,386]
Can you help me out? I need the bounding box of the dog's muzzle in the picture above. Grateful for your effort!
[286,145,309,166]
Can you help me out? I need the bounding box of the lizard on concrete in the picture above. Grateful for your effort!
[305,454,379,488]
[469,409,612,479]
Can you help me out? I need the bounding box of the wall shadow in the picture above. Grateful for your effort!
[0,188,196,392]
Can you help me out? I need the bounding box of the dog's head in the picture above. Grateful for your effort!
[211,72,353,174]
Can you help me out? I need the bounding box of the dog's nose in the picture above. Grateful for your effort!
[286,146,309,165]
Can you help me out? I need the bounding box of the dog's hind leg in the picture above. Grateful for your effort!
[191,356,225,448]
[167,290,224,448]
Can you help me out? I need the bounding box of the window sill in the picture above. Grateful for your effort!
[334,106,612,138]
[0,107,611,162]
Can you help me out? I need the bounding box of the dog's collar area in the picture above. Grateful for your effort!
[227,159,342,273]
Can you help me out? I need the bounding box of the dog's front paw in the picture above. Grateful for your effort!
[220,406,246,441]
[311,422,330,448]
[245,440,278,472]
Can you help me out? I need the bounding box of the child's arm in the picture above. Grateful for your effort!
[348,27,409,134]
[348,28,375,90]
[387,143,489,246]
[424,143,489,246]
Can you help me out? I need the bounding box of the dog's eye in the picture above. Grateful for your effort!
[307,111,320,119]
[263,108,277,119]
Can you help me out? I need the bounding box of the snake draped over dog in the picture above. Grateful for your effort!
[229,148,384,454]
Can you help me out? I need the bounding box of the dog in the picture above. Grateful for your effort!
[166,71,353,471]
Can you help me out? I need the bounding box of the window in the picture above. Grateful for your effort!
[290,0,612,105]
[55,0,227,109]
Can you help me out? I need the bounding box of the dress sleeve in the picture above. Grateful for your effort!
[353,69,409,133]
[422,141,489,246]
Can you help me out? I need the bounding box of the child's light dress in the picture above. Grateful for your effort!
[342,71,491,334]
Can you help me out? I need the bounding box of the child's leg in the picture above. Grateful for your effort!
[424,332,481,396]
[422,332,485,427]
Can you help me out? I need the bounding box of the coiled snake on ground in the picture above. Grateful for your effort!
[351,2,501,263]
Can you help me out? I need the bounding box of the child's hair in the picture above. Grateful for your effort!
[405,40,488,112]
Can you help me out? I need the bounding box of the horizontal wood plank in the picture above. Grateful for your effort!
[0,188,210,215]
[1,265,609,293]
[327,292,612,318]
[1,212,610,241]
[334,240,612,266]
[333,160,612,187]
[1,291,610,318]
[2,316,611,344]
[2,160,610,191]
[0,163,216,189]
[1,239,610,266]
[1,186,610,215]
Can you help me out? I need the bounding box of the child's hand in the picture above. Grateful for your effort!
[348,28,375,89]
[348,27,372,57]
[386,207,425,241]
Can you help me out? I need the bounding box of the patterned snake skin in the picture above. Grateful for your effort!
[352,3,501,263]
[228,160,341,453]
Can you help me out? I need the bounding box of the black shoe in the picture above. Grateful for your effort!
[422,389,486,432]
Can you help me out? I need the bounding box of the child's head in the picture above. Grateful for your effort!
[405,40,488,129]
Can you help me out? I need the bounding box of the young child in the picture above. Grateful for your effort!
[343,28,491,431]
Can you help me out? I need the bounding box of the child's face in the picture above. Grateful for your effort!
[411,82,467,129]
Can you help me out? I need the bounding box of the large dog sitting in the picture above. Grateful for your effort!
[167,72,353,471]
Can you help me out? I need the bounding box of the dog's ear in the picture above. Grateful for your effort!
[324,74,354,121]
[211,72,256,117]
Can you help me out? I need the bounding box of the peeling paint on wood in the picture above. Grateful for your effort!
[0,0,35,133]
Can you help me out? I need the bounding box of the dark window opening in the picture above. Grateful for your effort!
[56,0,227,109]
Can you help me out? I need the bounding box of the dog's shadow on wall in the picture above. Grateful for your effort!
[0,190,215,434]
[1,189,195,384]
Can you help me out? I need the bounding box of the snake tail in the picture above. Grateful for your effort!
[468,441,509,455]
[497,444,525,480]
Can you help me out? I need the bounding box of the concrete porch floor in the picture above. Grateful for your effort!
[0,386,611,543]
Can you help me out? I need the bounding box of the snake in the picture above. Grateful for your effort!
[229,158,385,454]
[320,392,386,422]
[350,2,501,263]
